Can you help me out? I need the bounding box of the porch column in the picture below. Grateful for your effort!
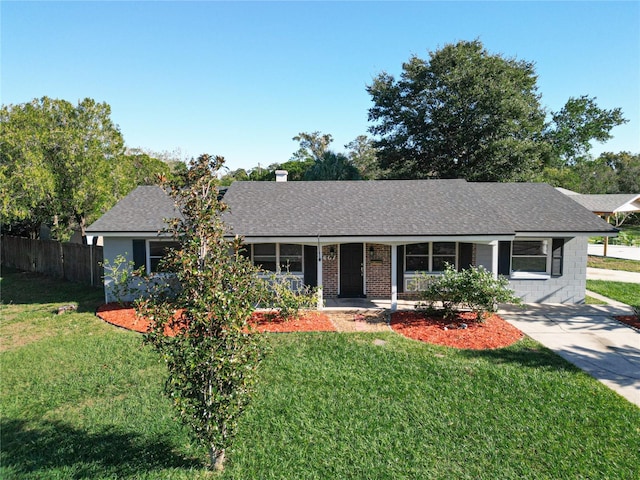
[316,247,324,309]
[390,244,398,311]
[491,241,499,279]
[603,215,610,257]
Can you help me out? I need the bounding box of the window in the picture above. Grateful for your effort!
[251,243,303,273]
[511,240,548,273]
[253,243,277,271]
[405,242,456,272]
[148,241,180,272]
[279,244,303,272]
[406,243,429,271]
[432,242,456,271]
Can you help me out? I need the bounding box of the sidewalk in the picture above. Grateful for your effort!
[587,267,640,283]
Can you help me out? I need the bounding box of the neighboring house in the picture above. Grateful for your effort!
[87,176,616,308]
[557,188,640,256]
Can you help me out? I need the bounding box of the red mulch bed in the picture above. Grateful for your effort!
[95,303,335,335]
[614,315,640,330]
[390,311,523,350]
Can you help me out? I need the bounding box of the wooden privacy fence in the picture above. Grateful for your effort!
[1,235,104,287]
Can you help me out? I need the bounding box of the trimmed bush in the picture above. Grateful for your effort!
[414,264,521,321]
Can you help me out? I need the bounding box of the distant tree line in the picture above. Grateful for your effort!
[3,41,638,240]
[225,40,637,198]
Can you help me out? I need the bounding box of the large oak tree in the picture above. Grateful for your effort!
[367,40,626,182]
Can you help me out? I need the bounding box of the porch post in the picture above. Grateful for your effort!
[603,215,610,257]
[390,244,398,311]
[491,241,499,279]
[316,246,324,309]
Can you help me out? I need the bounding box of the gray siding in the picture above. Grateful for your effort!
[475,244,493,271]
[103,238,135,303]
[507,237,587,303]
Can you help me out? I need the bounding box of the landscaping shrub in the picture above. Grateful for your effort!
[414,264,521,321]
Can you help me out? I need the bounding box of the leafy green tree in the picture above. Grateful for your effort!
[1,99,60,236]
[291,131,333,162]
[116,150,171,195]
[367,40,547,181]
[345,135,381,179]
[601,151,640,193]
[140,154,264,471]
[219,167,250,186]
[367,40,628,182]
[545,96,627,166]
[304,151,362,180]
[1,97,127,241]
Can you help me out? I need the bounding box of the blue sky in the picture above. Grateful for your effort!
[2,1,639,171]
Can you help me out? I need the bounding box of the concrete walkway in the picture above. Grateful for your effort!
[587,267,640,283]
[500,303,640,407]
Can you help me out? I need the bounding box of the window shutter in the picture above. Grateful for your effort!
[132,240,146,270]
[551,238,565,277]
[304,245,317,287]
[458,243,473,271]
[397,245,405,293]
[498,241,511,276]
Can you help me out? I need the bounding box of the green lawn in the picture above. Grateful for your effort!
[586,280,640,307]
[2,269,639,479]
[587,255,640,273]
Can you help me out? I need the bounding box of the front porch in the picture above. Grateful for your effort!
[323,297,420,311]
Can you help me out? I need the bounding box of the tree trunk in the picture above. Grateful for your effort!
[76,213,87,245]
[210,445,225,471]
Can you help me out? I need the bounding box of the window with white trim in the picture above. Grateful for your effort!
[509,238,555,279]
[405,242,456,272]
[252,243,277,271]
[251,243,303,273]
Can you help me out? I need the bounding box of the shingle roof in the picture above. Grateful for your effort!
[86,186,180,233]
[87,180,615,237]
[222,180,614,237]
[564,194,640,214]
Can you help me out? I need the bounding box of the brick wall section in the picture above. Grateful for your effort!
[321,244,339,298]
[365,243,391,298]
[508,237,587,303]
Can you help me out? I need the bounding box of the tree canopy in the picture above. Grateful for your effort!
[367,40,628,182]
[0,97,172,241]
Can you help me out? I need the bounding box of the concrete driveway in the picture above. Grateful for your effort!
[500,304,640,407]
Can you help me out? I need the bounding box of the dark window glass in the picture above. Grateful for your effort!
[512,241,545,256]
[406,256,430,271]
[432,256,455,272]
[253,243,277,271]
[279,244,302,272]
[433,242,456,255]
[148,241,180,272]
[406,243,429,255]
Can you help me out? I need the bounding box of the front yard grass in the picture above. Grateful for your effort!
[2,269,639,479]
[587,255,640,273]
[586,280,640,307]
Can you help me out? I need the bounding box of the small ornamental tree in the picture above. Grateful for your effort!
[138,154,264,471]
[414,264,521,321]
